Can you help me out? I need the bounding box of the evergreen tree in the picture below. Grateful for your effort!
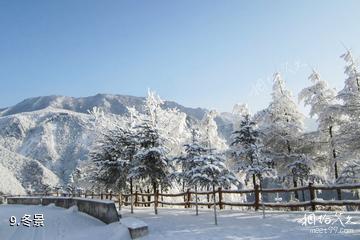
[91,127,138,193]
[337,160,360,184]
[299,70,342,198]
[337,160,360,200]
[129,120,172,214]
[256,73,304,197]
[337,50,360,165]
[187,150,237,225]
[231,114,273,188]
[200,110,227,151]
[174,128,207,215]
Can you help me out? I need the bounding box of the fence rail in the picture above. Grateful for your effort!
[2,183,360,211]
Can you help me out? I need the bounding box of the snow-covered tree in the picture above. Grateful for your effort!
[232,103,250,131]
[256,73,305,195]
[129,120,172,214]
[337,50,360,164]
[199,110,227,151]
[231,114,273,188]
[174,129,207,186]
[337,160,360,184]
[174,128,208,215]
[66,168,81,195]
[299,70,342,197]
[187,151,237,225]
[337,160,360,200]
[90,127,137,192]
[143,90,190,156]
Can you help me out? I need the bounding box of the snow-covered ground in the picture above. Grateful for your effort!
[1,204,359,240]
[0,204,131,240]
[121,207,360,240]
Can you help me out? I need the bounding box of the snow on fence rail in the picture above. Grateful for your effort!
[2,183,360,211]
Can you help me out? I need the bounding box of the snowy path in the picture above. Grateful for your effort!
[121,207,360,240]
[0,204,131,240]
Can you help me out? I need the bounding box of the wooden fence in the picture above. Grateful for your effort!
[2,183,360,211]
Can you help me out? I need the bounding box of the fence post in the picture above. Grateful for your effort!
[109,191,112,200]
[147,188,151,207]
[101,193,103,200]
[135,191,138,207]
[207,191,211,209]
[254,184,260,211]
[118,193,122,210]
[161,188,164,207]
[309,183,316,211]
[155,190,159,215]
[187,189,191,208]
[218,187,223,210]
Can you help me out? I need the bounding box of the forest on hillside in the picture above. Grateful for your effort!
[68,50,360,202]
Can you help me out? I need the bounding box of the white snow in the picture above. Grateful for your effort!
[121,217,148,229]
[121,207,360,240]
[0,204,131,240]
[0,164,26,195]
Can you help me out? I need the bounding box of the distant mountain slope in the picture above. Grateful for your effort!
[0,145,60,194]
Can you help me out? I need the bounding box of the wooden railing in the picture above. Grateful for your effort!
[2,183,360,211]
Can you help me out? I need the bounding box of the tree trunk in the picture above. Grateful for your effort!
[207,186,210,208]
[334,162,342,200]
[300,179,305,202]
[195,185,199,216]
[329,125,342,200]
[147,188,151,207]
[293,176,299,200]
[153,182,158,215]
[183,181,186,208]
[252,174,256,188]
[212,185,217,225]
[130,178,134,214]
[258,175,264,202]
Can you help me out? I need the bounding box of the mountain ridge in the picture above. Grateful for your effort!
[0,94,208,120]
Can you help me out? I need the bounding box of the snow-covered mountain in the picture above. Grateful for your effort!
[0,94,316,195]
[0,94,208,119]
[0,94,216,195]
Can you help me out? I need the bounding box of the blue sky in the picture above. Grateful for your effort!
[0,1,360,113]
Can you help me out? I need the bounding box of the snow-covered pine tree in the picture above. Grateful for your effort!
[337,160,360,184]
[286,154,312,201]
[129,120,172,215]
[336,50,360,169]
[299,70,342,198]
[90,125,138,194]
[199,110,227,151]
[174,128,208,215]
[232,103,250,132]
[65,167,82,196]
[144,90,190,157]
[337,160,360,200]
[187,151,237,225]
[231,113,273,188]
[256,73,305,197]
